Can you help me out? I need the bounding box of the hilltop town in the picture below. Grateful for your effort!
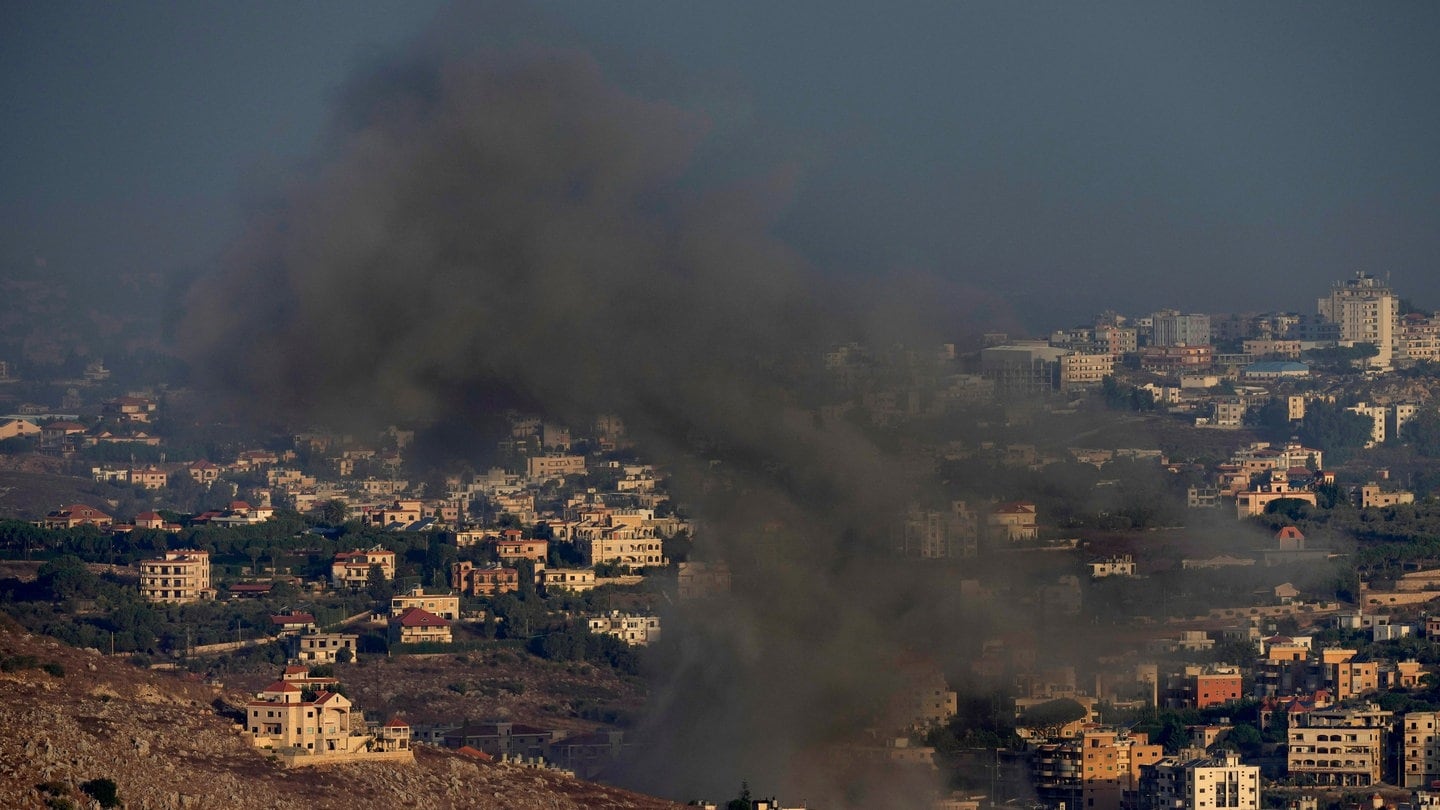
[7,271,1440,809]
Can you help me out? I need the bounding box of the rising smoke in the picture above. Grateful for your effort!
[180,16,976,807]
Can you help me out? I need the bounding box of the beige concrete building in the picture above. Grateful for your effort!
[587,612,661,645]
[451,561,519,596]
[495,537,548,567]
[1286,704,1391,787]
[1060,352,1116,389]
[244,670,411,765]
[389,586,460,621]
[541,567,597,594]
[139,549,214,603]
[292,632,358,664]
[987,501,1039,542]
[331,546,396,588]
[1034,729,1164,810]
[1361,484,1415,509]
[525,454,586,479]
[677,561,731,599]
[1234,472,1316,519]
[390,607,452,645]
[1318,272,1397,369]
[1403,711,1440,788]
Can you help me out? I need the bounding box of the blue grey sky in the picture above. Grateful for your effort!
[5,2,1439,330]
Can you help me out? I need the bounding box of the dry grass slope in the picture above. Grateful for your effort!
[0,620,681,810]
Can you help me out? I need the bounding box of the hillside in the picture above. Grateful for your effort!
[0,621,682,810]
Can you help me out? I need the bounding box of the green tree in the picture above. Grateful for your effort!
[317,499,349,526]
[366,563,394,603]
[727,781,754,810]
[80,777,121,808]
[1295,401,1373,463]
[36,555,100,601]
[1401,409,1440,457]
[1017,698,1088,739]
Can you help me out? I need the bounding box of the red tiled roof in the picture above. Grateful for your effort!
[231,584,272,595]
[384,717,409,728]
[270,612,316,625]
[262,680,301,693]
[395,607,449,628]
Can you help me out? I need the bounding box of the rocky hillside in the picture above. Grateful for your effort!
[0,621,682,810]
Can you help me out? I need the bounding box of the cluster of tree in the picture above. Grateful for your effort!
[1244,399,1373,464]
[527,619,641,676]
[0,554,314,655]
[1100,376,1158,412]
[1400,408,1440,457]
[936,456,1189,533]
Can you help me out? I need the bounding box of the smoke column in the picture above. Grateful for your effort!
[182,23,973,808]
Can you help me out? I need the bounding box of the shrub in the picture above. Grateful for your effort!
[80,777,120,808]
[42,662,65,678]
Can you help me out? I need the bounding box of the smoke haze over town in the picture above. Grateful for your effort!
[6,3,1440,327]
[5,4,1440,810]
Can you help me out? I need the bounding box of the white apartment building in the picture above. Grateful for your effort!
[1143,752,1260,810]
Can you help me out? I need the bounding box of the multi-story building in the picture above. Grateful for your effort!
[987,501,1039,543]
[1097,324,1139,356]
[980,343,1069,394]
[1151,311,1212,348]
[331,546,396,588]
[495,537,548,568]
[1191,666,1243,709]
[1140,752,1260,810]
[580,529,667,568]
[676,561,731,599]
[139,549,214,603]
[390,607,452,645]
[1317,272,1398,369]
[1234,471,1317,519]
[1286,704,1392,787]
[897,505,978,559]
[1321,649,1379,700]
[1140,345,1214,372]
[292,632,359,664]
[1089,554,1136,578]
[450,561,519,596]
[1061,352,1117,389]
[1360,484,1415,509]
[1034,729,1165,810]
[540,567,597,594]
[243,669,411,764]
[389,586,460,621]
[525,454,586,480]
[1347,403,1388,447]
[587,612,661,645]
[1402,711,1440,788]
[1398,313,1440,364]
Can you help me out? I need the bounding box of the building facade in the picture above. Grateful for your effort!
[1286,705,1391,787]
[139,549,214,603]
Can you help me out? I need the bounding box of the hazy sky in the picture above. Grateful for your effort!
[5,2,1439,331]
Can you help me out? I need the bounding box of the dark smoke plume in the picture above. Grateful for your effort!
[182,25,968,808]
